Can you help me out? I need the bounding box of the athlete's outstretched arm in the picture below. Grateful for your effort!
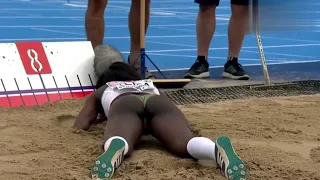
[74,94,98,130]
[74,86,106,130]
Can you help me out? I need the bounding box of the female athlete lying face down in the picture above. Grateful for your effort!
[73,62,247,180]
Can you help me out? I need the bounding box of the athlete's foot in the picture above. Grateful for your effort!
[215,136,247,180]
[222,59,249,80]
[184,59,210,79]
[91,138,126,180]
[128,56,156,79]
[143,68,156,79]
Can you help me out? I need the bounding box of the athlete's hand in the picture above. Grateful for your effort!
[73,94,99,130]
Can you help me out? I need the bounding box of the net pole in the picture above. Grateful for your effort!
[140,0,146,78]
[251,0,271,84]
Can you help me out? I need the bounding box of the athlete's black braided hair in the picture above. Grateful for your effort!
[95,62,141,114]
[95,62,141,89]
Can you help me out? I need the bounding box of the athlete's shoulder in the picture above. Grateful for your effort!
[94,84,108,100]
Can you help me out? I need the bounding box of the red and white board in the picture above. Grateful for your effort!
[0,41,97,108]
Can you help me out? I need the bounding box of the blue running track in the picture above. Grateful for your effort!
[1,0,320,82]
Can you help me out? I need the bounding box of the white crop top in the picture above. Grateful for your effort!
[101,79,160,117]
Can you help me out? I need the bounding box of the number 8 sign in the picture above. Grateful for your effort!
[15,42,52,75]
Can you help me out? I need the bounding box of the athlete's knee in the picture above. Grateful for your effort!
[131,0,150,8]
[197,0,218,13]
[230,4,248,18]
[199,3,217,13]
[131,0,150,4]
[87,0,108,15]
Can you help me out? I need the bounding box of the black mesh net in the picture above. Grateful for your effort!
[163,80,320,105]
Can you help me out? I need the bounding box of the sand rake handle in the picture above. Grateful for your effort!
[250,0,271,84]
[140,0,146,78]
[139,0,167,79]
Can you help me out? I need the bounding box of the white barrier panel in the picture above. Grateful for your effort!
[0,41,97,108]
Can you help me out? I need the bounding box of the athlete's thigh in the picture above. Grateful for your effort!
[145,95,194,157]
[87,0,107,10]
[105,94,145,150]
[195,0,220,6]
[108,94,144,117]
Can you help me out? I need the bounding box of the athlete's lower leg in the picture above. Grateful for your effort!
[184,3,216,79]
[91,95,144,179]
[145,95,247,180]
[102,95,144,155]
[197,4,217,58]
[102,113,142,156]
[85,0,107,48]
[128,0,150,69]
[222,4,249,80]
[145,95,193,157]
[228,4,248,58]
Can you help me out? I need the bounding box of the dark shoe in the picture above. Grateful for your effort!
[184,59,210,78]
[222,60,249,80]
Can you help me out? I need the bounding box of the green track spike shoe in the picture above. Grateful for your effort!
[215,136,247,180]
[91,138,126,180]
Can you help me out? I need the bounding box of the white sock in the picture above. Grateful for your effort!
[187,137,216,160]
[104,136,129,155]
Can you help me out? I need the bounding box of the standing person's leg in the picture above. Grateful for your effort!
[128,0,155,79]
[91,95,144,179]
[145,95,247,180]
[85,0,108,48]
[184,0,218,79]
[222,0,250,80]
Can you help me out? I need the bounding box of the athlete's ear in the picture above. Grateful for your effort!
[73,94,98,131]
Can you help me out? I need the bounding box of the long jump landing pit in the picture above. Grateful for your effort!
[1,80,320,180]
[0,42,320,179]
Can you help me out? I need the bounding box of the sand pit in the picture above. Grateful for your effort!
[1,95,320,180]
